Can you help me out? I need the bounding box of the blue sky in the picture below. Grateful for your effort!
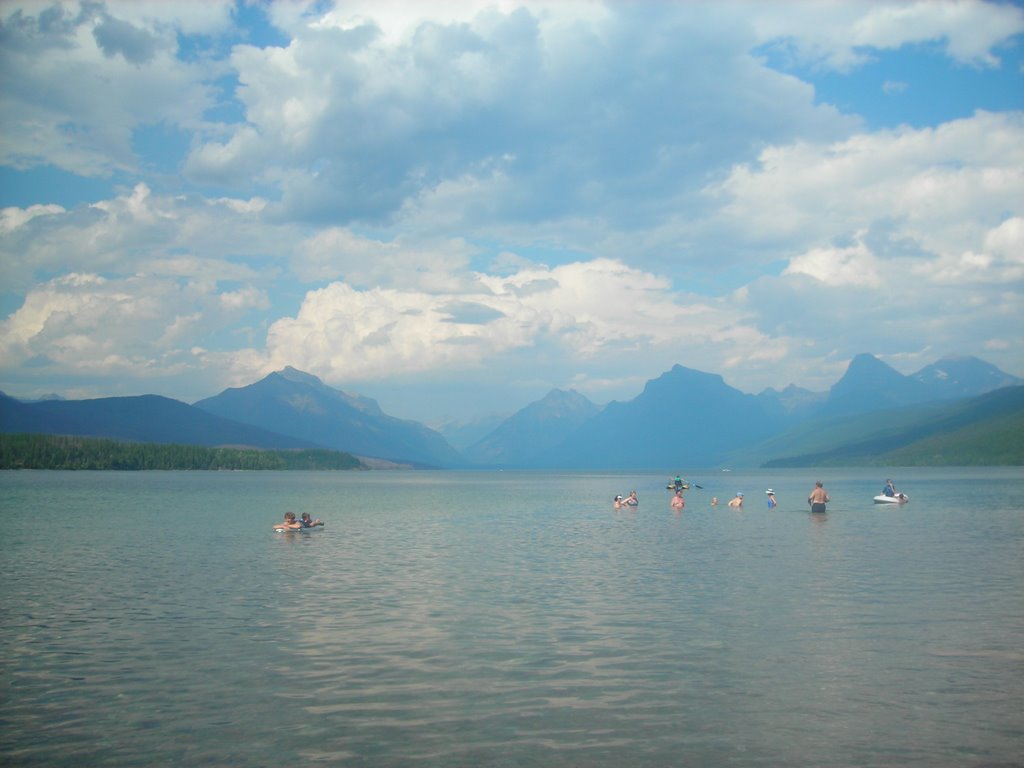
[1,0,1022,426]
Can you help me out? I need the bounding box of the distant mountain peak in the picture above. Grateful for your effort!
[846,352,893,371]
[642,364,725,397]
[818,354,926,417]
[835,353,904,384]
[536,388,592,407]
[464,387,600,466]
[276,366,325,387]
[911,355,1022,399]
[262,366,383,416]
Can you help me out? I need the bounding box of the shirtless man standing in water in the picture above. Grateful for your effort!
[808,481,830,513]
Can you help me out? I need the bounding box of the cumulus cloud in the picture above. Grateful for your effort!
[293,228,477,290]
[0,270,269,373]
[0,1,230,175]
[1,0,1022,414]
[984,216,1024,262]
[710,111,1024,269]
[783,236,882,287]
[0,184,293,292]
[184,1,856,229]
[222,256,793,401]
[749,0,1024,71]
[0,203,65,234]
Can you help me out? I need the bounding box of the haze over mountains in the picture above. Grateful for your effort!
[1,354,1020,468]
[460,355,1022,468]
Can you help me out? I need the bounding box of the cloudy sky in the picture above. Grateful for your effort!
[1,0,1022,426]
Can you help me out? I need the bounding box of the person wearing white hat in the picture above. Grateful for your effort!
[766,489,777,509]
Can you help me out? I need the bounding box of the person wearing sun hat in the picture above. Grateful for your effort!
[766,489,777,509]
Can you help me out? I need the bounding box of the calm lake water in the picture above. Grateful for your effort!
[1,467,1022,767]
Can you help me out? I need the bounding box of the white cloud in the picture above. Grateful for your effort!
[984,216,1024,262]
[749,0,1024,71]
[184,1,856,227]
[921,216,1024,285]
[0,184,292,292]
[0,203,65,234]
[710,111,1024,275]
[100,0,236,37]
[0,270,270,374]
[783,236,882,287]
[0,2,225,176]
[293,228,477,290]
[219,286,270,312]
[225,257,792,399]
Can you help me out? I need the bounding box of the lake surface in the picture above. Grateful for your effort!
[1,467,1022,767]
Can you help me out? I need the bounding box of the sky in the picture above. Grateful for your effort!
[1,0,1022,427]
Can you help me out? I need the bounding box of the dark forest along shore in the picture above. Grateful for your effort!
[2,467,1022,768]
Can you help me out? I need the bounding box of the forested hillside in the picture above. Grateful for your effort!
[760,386,1024,467]
[878,409,1024,466]
[0,434,364,471]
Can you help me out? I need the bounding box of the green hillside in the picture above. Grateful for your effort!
[756,386,1024,467]
[878,409,1024,466]
[0,434,364,471]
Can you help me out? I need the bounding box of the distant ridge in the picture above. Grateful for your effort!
[194,369,465,467]
[532,365,781,469]
[821,353,931,416]
[912,355,1022,399]
[464,389,600,466]
[0,391,318,449]
[756,384,826,419]
[762,385,1024,467]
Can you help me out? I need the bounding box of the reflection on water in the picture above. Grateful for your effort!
[1,467,1022,767]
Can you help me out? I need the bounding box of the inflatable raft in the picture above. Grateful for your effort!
[274,523,325,533]
[873,494,909,504]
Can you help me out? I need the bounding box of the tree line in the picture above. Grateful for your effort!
[0,434,364,471]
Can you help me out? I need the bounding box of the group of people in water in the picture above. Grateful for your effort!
[721,489,778,508]
[613,478,858,514]
[275,477,898,529]
[273,511,323,530]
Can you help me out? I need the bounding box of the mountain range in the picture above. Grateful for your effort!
[1,354,1020,468]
